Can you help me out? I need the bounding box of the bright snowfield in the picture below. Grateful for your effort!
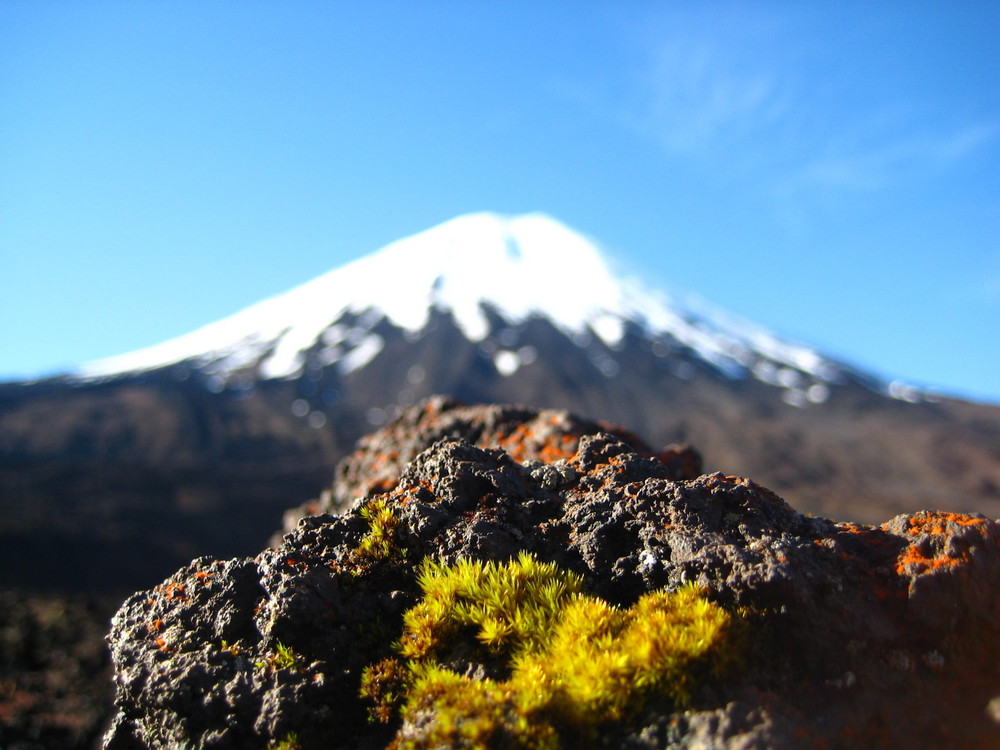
[77,213,920,405]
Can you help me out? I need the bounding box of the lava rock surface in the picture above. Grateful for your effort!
[104,399,1000,749]
[276,395,701,534]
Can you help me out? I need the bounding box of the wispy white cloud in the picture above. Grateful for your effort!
[630,39,789,157]
[928,122,999,165]
[568,7,999,199]
[783,120,1000,194]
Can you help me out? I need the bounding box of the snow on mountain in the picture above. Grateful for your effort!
[77,212,891,403]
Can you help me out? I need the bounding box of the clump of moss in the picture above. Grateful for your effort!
[255,642,302,673]
[359,656,409,723]
[356,497,401,560]
[399,552,583,660]
[361,553,742,748]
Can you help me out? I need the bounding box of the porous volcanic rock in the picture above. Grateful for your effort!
[104,400,1000,749]
[275,395,702,538]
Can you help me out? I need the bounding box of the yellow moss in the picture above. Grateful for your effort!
[403,663,561,749]
[361,553,743,749]
[398,552,582,662]
[255,642,301,673]
[356,497,401,560]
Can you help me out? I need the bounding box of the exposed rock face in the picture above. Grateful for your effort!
[104,400,1000,749]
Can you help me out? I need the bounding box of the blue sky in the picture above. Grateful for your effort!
[2,1,998,402]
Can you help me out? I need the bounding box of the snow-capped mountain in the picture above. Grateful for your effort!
[78,212,894,407]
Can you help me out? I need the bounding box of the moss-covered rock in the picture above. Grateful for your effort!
[104,399,1000,749]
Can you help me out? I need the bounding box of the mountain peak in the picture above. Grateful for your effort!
[379,211,631,342]
[77,212,885,405]
[77,212,628,380]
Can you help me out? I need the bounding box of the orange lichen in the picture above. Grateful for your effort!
[902,511,986,537]
[154,637,174,653]
[835,522,897,549]
[164,583,187,600]
[895,544,971,576]
[497,419,580,464]
[152,582,188,602]
[891,511,988,576]
[838,522,866,534]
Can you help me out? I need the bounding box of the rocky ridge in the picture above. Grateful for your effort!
[274,396,702,537]
[103,398,1000,748]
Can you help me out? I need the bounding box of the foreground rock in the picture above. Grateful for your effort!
[105,399,1000,749]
